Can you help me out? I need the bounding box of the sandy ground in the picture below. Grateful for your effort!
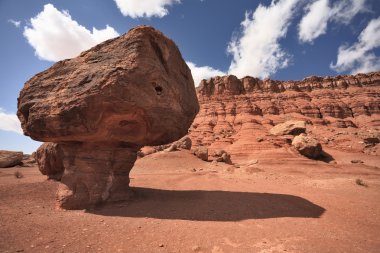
[1,149,380,253]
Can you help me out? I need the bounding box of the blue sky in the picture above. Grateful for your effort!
[0,0,379,153]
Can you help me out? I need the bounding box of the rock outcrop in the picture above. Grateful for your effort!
[189,72,380,161]
[17,26,199,209]
[36,143,64,180]
[0,151,23,168]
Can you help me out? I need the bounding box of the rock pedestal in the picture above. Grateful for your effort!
[57,143,137,209]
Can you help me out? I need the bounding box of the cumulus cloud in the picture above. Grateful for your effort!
[8,19,21,28]
[23,4,119,62]
[0,108,22,134]
[227,0,299,79]
[299,0,367,43]
[298,0,330,43]
[330,17,380,74]
[186,62,225,86]
[114,0,180,18]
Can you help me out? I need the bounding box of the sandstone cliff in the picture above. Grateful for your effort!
[189,72,380,162]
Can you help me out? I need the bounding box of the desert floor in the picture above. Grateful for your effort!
[1,149,380,253]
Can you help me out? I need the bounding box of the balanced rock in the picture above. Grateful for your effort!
[0,150,23,168]
[36,143,64,180]
[17,26,199,209]
[292,134,322,159]
[270,120,306,136]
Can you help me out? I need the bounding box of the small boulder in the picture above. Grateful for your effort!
[212,149,232,164]
[36,143,64,180]
[0,150,23,168]
[270,120,306,136]
[193,146,208,161]
[292,134,322,159]
[175,136,192,150]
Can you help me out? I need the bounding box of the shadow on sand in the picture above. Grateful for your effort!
[318,151,335,163]
[90,187,325,221]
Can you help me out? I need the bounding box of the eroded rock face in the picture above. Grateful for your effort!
[17,26,199,209]
[189,71,380,161]
[36,143,64,180]
[0,151,23,168]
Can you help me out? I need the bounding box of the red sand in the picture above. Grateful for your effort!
[1,149,379,253]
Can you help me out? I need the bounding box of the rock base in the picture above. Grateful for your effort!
[57,143,137,209]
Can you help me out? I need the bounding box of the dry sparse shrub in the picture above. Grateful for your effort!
[14,171,24,179]
[355,178,368,187]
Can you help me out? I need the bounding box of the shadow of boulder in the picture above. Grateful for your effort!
[90,187,325,221]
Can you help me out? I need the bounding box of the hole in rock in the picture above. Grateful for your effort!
[154,86,163,95]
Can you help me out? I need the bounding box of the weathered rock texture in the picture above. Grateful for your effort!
[189,72,380,162]
[17,26,199,209]
[0,151,23,168]
[36,143,64,180]
[292,134,322,159]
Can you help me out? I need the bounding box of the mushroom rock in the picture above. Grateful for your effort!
[17,26,199,209]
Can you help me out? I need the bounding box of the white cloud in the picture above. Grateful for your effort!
[227,0,299,79]
[114,0,180,18]
[298,0,367,44]
[0,108,22,134]
[186,62,225,87]
[331,0,368,25]
[330,17,380,74]
[298,0,330,43]
[8,19,21,28]
[23,4,119,62]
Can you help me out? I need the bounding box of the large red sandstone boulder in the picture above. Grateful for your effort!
[292,134,322,159]
[17,26,199,209]
[0,150,23,168]
[36,143,64,180]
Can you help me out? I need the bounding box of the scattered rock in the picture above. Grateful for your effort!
[164,143,178,152]
[17,26,199,209]
[270,120,306,136]
[363,136,379,146]
[247,159,258,165]
[292,134,322,159]
[193,146,208,161]
[20,153,36,167]
[192,245,201,251]
[0,150,23,168]
[210,149,232,164]
[351,160,364,164]
[36,143,65,180]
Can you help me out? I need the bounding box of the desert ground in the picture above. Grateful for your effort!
[1,147,379,253]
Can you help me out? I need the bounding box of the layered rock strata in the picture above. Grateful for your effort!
[189,72,380,161]
[18,26,199,209]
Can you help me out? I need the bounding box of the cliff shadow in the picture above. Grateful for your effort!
[90,187,325,221]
